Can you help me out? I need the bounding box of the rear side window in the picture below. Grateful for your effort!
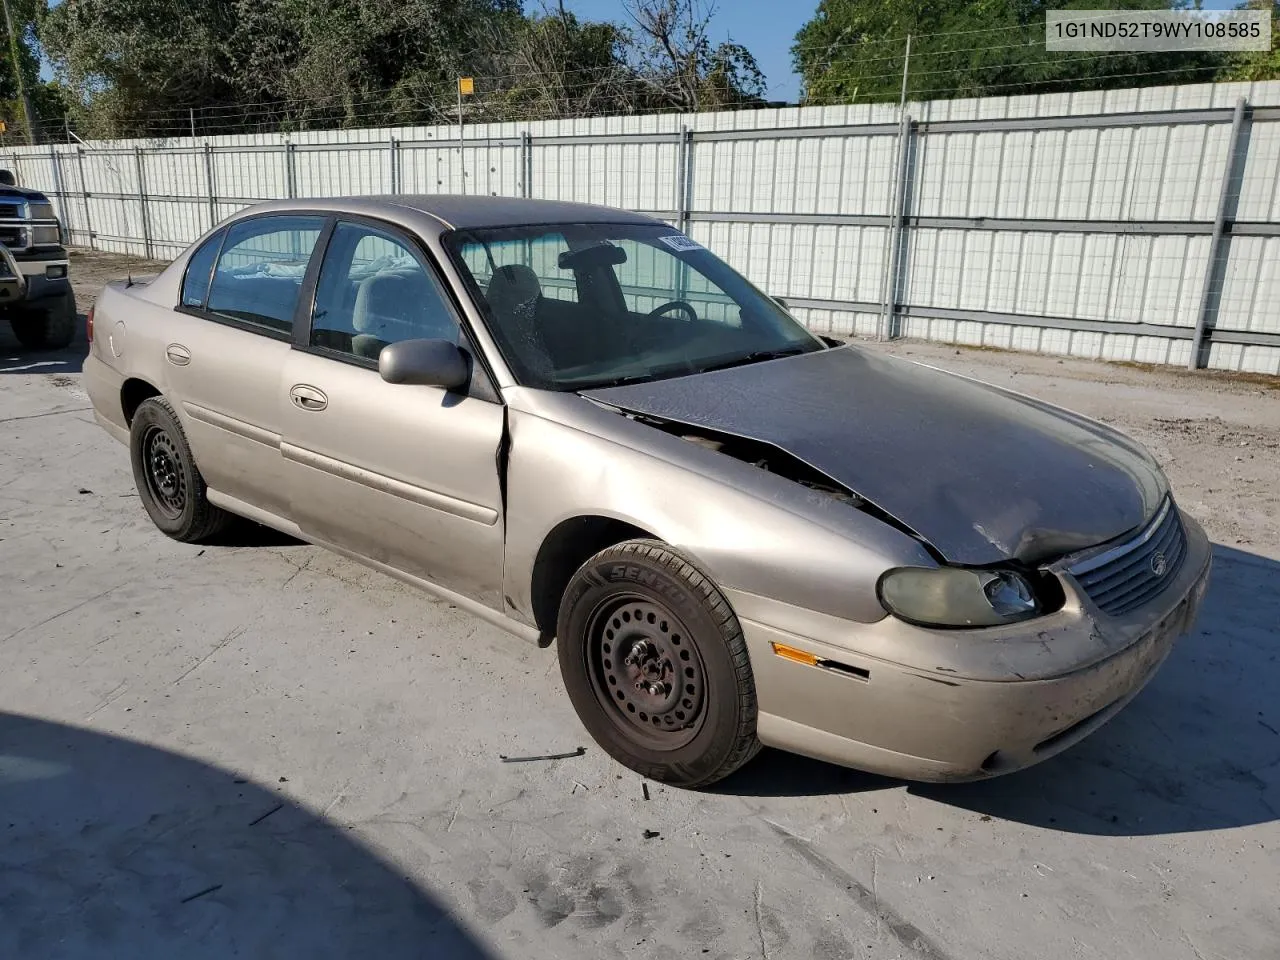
[205,216,325,335]
[180,230,223,308]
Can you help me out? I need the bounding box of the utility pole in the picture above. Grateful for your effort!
[1,0,37,145]
[878,34,912,342]
[457,76,474,195]
[899,34,911,112]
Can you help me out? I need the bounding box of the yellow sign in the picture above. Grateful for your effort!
[0,121,7,133]
[458,77,474,96]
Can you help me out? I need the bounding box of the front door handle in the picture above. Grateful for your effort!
[165,343,191,366]
[290,384,328,411]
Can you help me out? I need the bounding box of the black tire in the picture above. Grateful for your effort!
[129,396,231,543]
[556,540,761,788]
[9,289,77,350]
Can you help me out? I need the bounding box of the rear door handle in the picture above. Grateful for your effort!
[290,384,328,411]
[165,343,191,366]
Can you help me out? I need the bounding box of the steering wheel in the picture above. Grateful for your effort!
[647,300,698,322]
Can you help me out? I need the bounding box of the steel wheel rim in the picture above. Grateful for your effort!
[142,425,186,520]
[584,593,708,750]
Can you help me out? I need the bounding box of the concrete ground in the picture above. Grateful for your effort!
[1,250,1278,960]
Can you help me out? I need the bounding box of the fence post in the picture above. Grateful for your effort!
[389,137,400,194]
[284,141,297,199]
[879,112,914,341]
[133,146,152,260]
[676,125,693,234]
[75,147,94,250]
[1189,96,1249,371]
[49,144,72,246]
[203,142,217,229]
[520,131,532,198]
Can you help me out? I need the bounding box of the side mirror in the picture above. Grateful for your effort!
[378,338,469,390]
[0,170,15,187]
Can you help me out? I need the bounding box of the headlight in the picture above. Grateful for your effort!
[878,567,1040,627]
[32,225,61,246]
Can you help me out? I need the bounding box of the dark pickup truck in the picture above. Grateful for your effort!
[0,168,76,349]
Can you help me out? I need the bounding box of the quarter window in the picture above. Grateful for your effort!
[180,230,223,308]
[205,216,324,335]
[309,221,460,362]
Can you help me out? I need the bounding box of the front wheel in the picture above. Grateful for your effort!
[9,289,77,350]
[556,540,761,788]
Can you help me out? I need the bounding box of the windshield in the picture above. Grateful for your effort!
[443,223,824,390]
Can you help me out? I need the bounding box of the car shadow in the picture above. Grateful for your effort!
[209,518,307,548]
[715,544,1280,837]
[0,308,90,374]
[0,711,496,959]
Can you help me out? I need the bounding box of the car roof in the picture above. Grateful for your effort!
[238,195,665,231]
[389,195,663,230]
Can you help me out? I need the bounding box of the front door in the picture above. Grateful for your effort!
[278,219,507,607]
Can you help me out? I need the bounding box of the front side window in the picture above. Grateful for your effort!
[309,221,461,362]
[444,223,822,390]
[180,230,223,308]
[205,216,324,335]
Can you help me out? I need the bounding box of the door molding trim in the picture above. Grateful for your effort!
[183,402,281,448]
[280,441,500,525]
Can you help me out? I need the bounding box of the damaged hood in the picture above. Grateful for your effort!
[583,346,1166,565]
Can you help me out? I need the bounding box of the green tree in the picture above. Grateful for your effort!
[1,0,49,142]
[479,6,633,120]
[37,0,768,137]
[792,0,1229,105]
[1218,0,1280,81]
[39,0,240,137]
[40,0,523,135]
[624,0,765,110]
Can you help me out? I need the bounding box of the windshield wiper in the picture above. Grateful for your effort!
[573,361,699,392]
[575,373,656,390]
[697,345,810,374]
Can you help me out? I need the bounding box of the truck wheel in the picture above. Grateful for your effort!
[557,540,761,788]
[9,289,77,350]
[130,396,232,543]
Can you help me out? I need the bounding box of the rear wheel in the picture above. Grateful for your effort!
[129,396,231,543]
[557,540,761,788]
[9,289,76,350]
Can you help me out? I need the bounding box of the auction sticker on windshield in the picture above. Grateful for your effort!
[657,234,703,252]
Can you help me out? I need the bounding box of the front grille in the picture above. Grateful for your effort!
[1069,499,1186,616]
[0,226,26,249]
[0,203,21,219]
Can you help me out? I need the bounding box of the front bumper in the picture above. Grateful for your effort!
[0,245,68,305]
[730,510,1213,782]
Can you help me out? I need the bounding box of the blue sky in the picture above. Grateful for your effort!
[558,0,811,102]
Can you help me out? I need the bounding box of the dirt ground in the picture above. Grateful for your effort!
[1,248,1278,960]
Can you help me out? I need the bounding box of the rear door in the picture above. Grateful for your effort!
[166,214,325,520]
[278,219,507,607]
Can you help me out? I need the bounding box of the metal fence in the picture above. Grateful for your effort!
[7,79,1280,374]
